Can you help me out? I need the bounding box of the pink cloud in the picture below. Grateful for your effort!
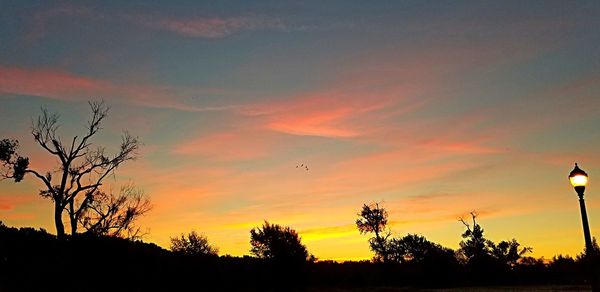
[238,83,422,138]
[0,65,111,100]
[0,64,237,112]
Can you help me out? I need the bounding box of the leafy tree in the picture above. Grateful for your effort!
[0,101,140,239]
[458,212,491,264]
[577,237,600,260]
[356,202,391,262]
[250,221,310,263]
[387,234,456,265]
[459,211,532,284]
[0,139,28,182]
[489,238,532,267]
[170,231,218,256]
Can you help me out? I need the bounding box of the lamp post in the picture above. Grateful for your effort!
[569,163,597,291]
[569,163,593,252]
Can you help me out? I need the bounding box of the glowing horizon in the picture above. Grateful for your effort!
[1,1,599,261]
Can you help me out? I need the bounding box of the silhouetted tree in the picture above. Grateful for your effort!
[386,234,461,286]
[577,237,600,260]
[489,238,532,267]
[575,237,600,289]
[356,202,391,262]
[0,139,28,182]
[79,184,151,240]
[170,231,218,256]
[458,212,491,265]
[249,221,312,289]
[0,101,139,239]
[250,221,310,263]
[387,234,456,265]
[459,212,531,268]
[547,254,584,284]
[458,212,534,285]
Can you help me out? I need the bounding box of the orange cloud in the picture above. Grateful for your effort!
[172,129,273,161]
[1,212,36,220]
[0,195,36,211]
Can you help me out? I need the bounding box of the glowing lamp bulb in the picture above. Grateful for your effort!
[570,175,588,187]
[569,163,588,188]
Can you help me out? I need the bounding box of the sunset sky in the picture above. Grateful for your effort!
[1,1,599,261]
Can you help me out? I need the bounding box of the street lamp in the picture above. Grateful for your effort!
[569,163,593,253]
[569,163,598,291]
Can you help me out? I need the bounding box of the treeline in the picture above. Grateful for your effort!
[0,215,596,291]
[352,203,597,287]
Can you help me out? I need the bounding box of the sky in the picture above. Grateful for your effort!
[0,0,599,261]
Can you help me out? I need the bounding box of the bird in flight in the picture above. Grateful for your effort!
[296,163,309,171]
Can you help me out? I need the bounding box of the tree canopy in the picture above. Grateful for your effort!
[250,221,310,263]
[170,231,218,256]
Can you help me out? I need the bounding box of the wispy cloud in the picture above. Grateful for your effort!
[128,15,288,38]
[172,129,274,160]
[26,4,298,40]
[237,79,422,139]
[26,5,94,42]
[241,95,375,138]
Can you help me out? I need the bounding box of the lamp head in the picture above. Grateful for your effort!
[569,163,588,195]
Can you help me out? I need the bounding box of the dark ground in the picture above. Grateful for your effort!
[307,286,591,292]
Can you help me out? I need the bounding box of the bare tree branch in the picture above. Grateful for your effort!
[79,184,151,239]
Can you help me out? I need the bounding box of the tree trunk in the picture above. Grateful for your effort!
[54,203,65,239]
[69,200,77,235]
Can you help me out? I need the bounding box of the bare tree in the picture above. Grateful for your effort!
[79,184,151,240]
[356,202,392,262]
[0,101,140,239]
